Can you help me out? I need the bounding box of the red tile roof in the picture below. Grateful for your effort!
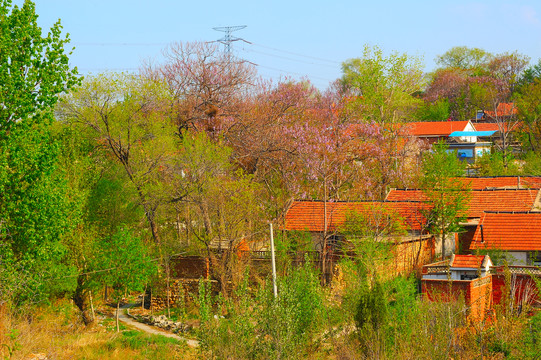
[451,254,486,268]
[467,189,538,218]
[471,122,520,132]
[283,200,429,232]
[386,189,428,202]
[458,177,541,189]
[484,103,517,118]
[386,188,540,218]
[407,121,471,137]
[470,212,541,251]
[473,123,500,132]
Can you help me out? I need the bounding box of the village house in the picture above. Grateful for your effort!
[469,211,541,265]
[407,120,493,162]
[421,254,494,320]
[387,176,541,247]
[422,253,541,319]
[282,199,434,275]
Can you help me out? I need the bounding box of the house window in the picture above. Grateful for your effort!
[530,252,541,266]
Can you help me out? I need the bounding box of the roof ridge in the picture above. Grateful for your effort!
[292,199,427,204]
[482,210,541,214]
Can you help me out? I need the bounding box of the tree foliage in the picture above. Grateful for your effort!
[0,0,79,133]
[341,45,425,124]
[422,141,469,259]
[0,0,79,306]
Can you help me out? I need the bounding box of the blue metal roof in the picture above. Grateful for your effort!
[449,131,497,137]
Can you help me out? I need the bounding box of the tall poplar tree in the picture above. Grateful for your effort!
[0,0,80,305]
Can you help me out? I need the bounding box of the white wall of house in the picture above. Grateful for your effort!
[459,122,477,142]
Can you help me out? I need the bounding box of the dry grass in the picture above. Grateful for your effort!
[0,300,198,360]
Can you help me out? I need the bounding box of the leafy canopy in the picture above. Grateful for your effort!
[0,0,79,133]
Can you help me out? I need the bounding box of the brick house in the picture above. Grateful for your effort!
[386,182,541,256]
[421,255,493,319]
[469,211,541,265]
[283,200,435,275]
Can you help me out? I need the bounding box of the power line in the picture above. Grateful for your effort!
[239,47,337,69]
[250,42,340,65]
[255,63,335,83]
[74,42,167,47]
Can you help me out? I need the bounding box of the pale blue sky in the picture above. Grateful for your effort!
[19,0,541,89]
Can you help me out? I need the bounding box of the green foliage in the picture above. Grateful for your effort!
[96,228,156,300]
[519,311,541,358]
[476,151,520,176]
[275,230,312,253]
[0,0,80,307]
[436,46,492,70]
[341,205,407,240]
[355,280,387,332]
[58,73,177,243]
[197,279,213,323]
[197,263,325,359]
[0,0,80,134]
[415,98,450,121]
[522,151,541,175]
[422,141,469,259]
[341,44,425,123]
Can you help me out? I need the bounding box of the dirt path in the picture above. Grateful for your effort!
[116,306,199,348]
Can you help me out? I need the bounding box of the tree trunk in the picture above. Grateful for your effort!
[116,300,120,332]
[89,291,95,323]
[73,277,93,325]
[142,285,146,311]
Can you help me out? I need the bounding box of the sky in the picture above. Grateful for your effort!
[17,0,541,90]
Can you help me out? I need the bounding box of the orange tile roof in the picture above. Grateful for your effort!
[473,123,500,132]
[471,122,520,132]
[484,103,517,118]
[470,212,541,251]
[451,254,486,268]
[407,121,470,137]
[386,189,428,202]
[386,188,539,218]
[283,200,429,232]
[467,189,538,218]
[458,177,541,189]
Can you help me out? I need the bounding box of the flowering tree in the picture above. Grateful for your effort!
[146,41,256,137]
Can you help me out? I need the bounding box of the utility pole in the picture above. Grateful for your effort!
[213,25,248,54]
[270,223,278,298]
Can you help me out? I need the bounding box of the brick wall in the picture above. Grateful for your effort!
[422,275,492,320]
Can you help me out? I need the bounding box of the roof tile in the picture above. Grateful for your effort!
[470,212,541,251]
[386,188,539,218]
[407,121,470,137]
[283,200,429,232]
[451,254,486,268]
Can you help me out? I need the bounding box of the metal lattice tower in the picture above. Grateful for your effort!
[213,25,247,54]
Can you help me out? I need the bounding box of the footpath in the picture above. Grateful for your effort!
[116,305,199,348]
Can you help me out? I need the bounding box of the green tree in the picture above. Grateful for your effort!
[422,141,469,260]
[0,0,80,306]
[435,46,492,71]
[0,0,79,133]
[515,79,541,151]
[96,228,156,332]
[54,122,143,324]
[58,73,176,244]
[341,45,425,124]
